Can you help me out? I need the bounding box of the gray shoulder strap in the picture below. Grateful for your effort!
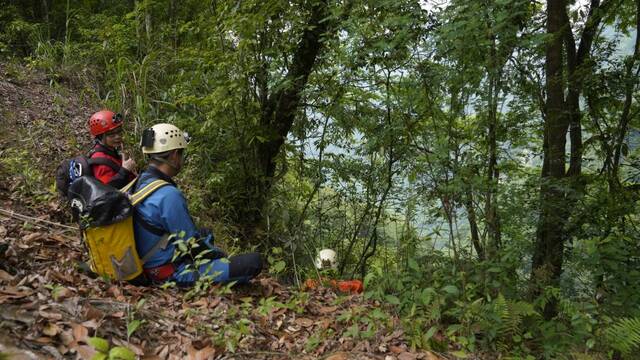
[140,233,173,264]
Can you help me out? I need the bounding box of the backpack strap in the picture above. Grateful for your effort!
[87,157,120,172]
[128,179,173,264]
[130,180,169,206]
[120,178,137,193]
[122,178,166,235]
[134,212,165,236]
[140,233,172,263]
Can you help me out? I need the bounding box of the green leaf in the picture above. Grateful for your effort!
[108,346,136,360]
[408,258,420,272]
[451,350,468,358]
[272,260,285,273]
[385,294,401,305]
[91,354,108,360]
[87,337,110,353]
[442,285,460,296]
[419,293,433,306]
[177,241,188,253]
[135,298,146,310]
[424,325,438,341]
[127,319,143,338]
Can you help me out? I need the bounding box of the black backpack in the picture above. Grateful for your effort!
[55,151,120,199]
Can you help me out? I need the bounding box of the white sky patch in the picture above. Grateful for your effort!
[419,0,450,12]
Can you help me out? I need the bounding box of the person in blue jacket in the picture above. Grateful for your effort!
[133,123,262,286]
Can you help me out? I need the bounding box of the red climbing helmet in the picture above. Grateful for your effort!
[88,110,123,137]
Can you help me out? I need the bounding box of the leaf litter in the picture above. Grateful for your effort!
[0,205,448,359]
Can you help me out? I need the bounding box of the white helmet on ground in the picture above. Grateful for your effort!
[315,248,337,270]
[141,123,190,154]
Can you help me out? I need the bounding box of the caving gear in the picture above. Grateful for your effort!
[68,176,170,281]
[306,249,361,294]
[304,278,364,294]
[140,123,190,154]
[89,110,123,137]
[315,248,338,270]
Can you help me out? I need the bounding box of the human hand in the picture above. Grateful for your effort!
[121,152,137,172]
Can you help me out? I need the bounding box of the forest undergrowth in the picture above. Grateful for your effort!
[1,0,640,358]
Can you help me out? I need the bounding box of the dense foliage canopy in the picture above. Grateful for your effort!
[1,0,640,357]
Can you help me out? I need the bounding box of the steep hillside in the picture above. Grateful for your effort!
[0,63,444,360]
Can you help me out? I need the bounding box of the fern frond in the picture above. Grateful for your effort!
[605,317,640,355]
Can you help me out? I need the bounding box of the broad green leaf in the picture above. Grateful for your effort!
[108,346,135,360]
[87,337,110,353]
[442,285,460,296]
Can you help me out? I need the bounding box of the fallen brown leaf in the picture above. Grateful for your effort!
[326,352,349,360]
[38,309,63,320]
[83,304,104,321]
[0,286,33,299]
[34,336,53,344]
[398,352,418,360]
[295,317,314,328]
[72,323,88,343]
[319,305,338,314]
[0,269,14,282]
[111,311,125,318]
[75,344,97,360]
[0,305,36,325]
[424,351,441,360]
[156,344,170,359]
[59,329,74,346]
[81,319,99,329]
[42,322,59,336]
[22,232,43,242]
[187,344,216,360]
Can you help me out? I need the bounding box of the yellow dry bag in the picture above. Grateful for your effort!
[68,177,168,280]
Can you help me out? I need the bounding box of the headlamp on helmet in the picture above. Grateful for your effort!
[88,110,124,137]
[141,123,189,154]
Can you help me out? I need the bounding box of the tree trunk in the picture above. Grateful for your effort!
[465,190,485,261]
[612,0,640,177]
[531,0,568,319]
[485,70,501,258]
[531,0,610,319]
[239,0,333,243]
[41,0,50,39]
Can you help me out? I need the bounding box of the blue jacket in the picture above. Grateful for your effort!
[133,166,229,285]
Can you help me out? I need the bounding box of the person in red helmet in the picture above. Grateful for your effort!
[87,110,137,188]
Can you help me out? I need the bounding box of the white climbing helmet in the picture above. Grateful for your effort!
[141,123,190,154]
[315,248,337,270]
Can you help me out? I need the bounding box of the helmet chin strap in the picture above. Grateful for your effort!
[151,155,180,172]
